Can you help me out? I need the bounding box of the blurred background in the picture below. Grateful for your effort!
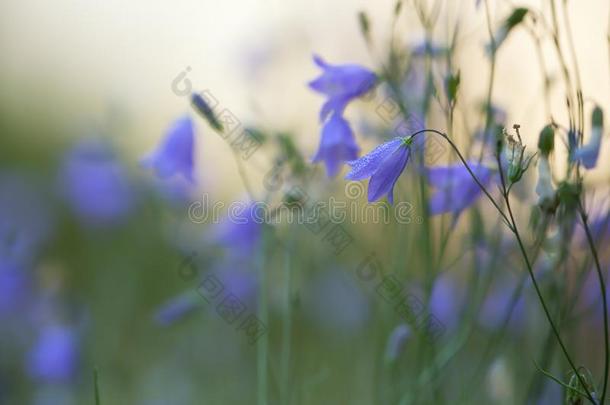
[1,0,610,404]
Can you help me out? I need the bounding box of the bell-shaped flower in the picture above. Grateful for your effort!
[346,137,411,204]
[309,55,377,121]
[426,161,494,218]
[26,324,79,382]
[60,140,134,227]
[312,113,359,177]
[572,106,604,169]
[142,116,195,182]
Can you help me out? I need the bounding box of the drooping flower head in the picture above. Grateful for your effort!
[142,116,195,182]
[572,106,604,169]
[426,161,494,218]
[26,324,79,383]
[312,113,360,177]
[346,137,411,204]
[60,139,134,227]
[309,55,377,121]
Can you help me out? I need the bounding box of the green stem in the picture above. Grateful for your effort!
[407,127,598,404]
[407,129,510,227]
[580,205,609,403]
[502,188,596,404]
[257,230,268,405]
[280,245,293,404]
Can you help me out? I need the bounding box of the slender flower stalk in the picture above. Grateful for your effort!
[405,127,598,404]
[257,228,268,405]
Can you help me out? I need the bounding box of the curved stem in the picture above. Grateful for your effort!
[407,128,510,226]
[504,196,595,404]
[407,127,598,404]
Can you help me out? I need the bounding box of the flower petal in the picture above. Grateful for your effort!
[367,144,410,203]
[313,114,359,177]
[346,137,404,181]
[427,162,493,216]
[142,116,195,182]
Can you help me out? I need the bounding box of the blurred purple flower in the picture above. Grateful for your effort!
[384,323,411,363]
[154,292,203,327]
[572,102,604,169]
[149,176,195,208]
[478,280,526,332]
[309,55,377,121]
[0,261,32,316]
[0,173,54,265]
[426,162,494,217]
[214,203,262,258]
[584,213,610,246]
[59,140,134,227]
[428,273,464,331]
[572,128,603,169]
[26,324,79,383]
[142,116,195,182]
[411,40,447,58]
[577,266,610,322]
[346,137,411,204]
[312,113,359,177]
[216,265,258,306]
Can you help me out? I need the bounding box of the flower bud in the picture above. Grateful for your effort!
[592,106,604,129]
[537,125,554,156]
[508,163,525,184]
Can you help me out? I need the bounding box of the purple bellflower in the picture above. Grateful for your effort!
[142,116,195,182]
[346,137,411,204]
[572,107,605,169]
[26,324,79,383]
[426,162,494,218]
[429,273,465,331]
[312,113,360,177]
[60,140,134,227]
[309,55,377,121]
[214,202,262,258]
